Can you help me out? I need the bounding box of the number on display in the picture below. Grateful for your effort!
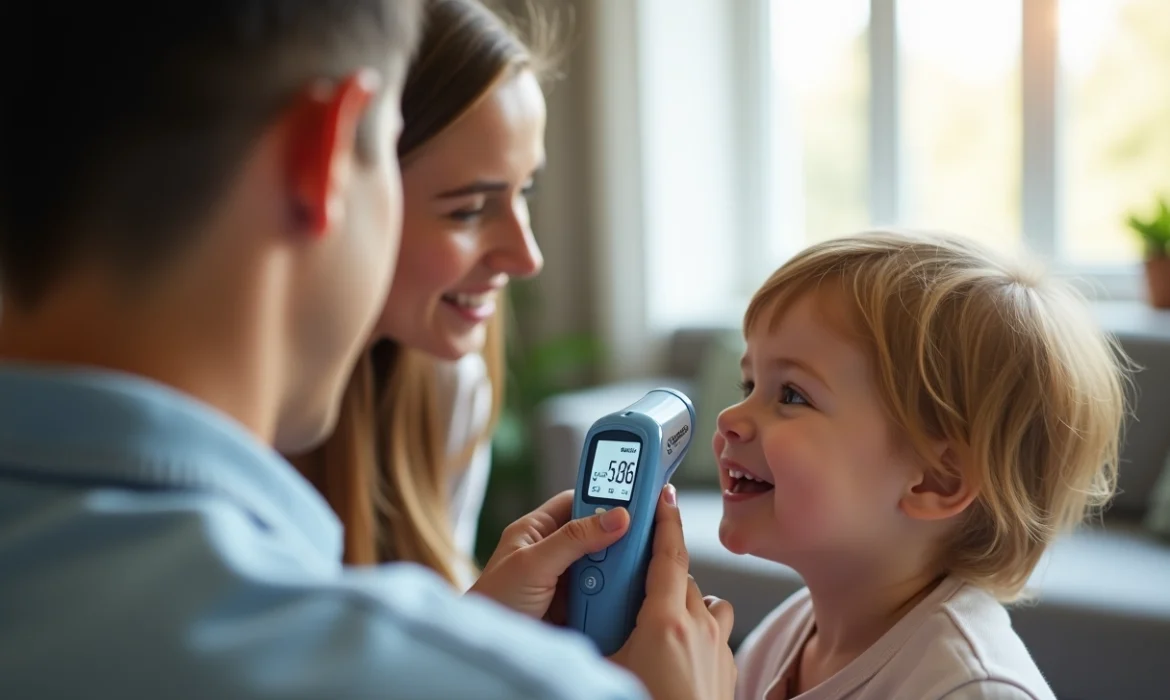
[607,460,636,484]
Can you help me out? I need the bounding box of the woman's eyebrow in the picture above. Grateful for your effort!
[434,181,509,199]
[435,162,546,199]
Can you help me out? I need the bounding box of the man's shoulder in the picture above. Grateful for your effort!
[0,482,645,700]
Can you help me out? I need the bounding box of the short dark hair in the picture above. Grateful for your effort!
[0,1,422,309]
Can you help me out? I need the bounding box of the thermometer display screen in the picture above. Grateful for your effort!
[584,434,643,504]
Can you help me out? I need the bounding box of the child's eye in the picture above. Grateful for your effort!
[780,384,808,406]
[737,380,754,398]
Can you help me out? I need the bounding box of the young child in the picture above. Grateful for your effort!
[716,230,1128,700]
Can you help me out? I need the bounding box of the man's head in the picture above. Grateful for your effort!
[0,1,423,452]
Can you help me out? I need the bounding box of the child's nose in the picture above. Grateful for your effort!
[716,404,754,442]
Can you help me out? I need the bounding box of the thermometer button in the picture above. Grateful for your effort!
[579,566,604,595]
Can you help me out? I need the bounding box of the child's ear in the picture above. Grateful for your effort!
[899,442,978,521]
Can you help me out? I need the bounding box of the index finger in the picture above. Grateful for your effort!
[642,485,690,611]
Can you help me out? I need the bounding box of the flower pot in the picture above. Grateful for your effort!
[1145,256,1170,309]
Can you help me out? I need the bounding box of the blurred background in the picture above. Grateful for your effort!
[480,2,1170,698]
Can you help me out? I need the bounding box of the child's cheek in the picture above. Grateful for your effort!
[783,470,829,525]
[762,431,812,488]
[765,434,833,525]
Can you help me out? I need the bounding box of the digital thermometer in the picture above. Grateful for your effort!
[566,388,695,656]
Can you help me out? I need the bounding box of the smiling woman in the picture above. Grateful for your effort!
[385,69,546,361]
[292,0,554,588]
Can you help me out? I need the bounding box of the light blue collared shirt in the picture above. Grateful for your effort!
[0,366,647,700]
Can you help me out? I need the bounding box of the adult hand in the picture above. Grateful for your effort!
[609,485,737,700]
[468,490,630,622]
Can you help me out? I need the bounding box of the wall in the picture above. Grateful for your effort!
[499,0,600,346]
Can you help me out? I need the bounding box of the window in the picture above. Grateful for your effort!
[765,0,1170,275]
[899,0,1022,254]
[589,0,1170,375]
[1062,0,1170,264]
[769,0,870,253]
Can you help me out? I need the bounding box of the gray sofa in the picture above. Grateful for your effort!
[535,308,1170,700]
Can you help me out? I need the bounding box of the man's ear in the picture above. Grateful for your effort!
[900,442,978,521]
[285,69,381,237]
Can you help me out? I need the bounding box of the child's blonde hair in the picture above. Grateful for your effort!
[745,230,1132,600]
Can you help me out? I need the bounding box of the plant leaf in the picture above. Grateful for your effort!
[527,334,603,379]
[1127,194,1170,255]
[490,410,528,471]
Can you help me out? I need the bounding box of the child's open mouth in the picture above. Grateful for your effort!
[725,468,775,496]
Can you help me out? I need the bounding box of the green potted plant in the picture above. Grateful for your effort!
[1127,194,1170,309]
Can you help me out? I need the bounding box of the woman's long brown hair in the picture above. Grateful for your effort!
[295,0,536,584]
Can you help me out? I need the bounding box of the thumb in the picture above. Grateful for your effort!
[526,507,630,577]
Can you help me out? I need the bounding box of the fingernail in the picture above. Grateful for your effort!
[664,483,677,506]
[601,507,626,532]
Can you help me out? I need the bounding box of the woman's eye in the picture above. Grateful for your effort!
[737,380,754,399]
[780,384,808,406]
[447,208,485,223]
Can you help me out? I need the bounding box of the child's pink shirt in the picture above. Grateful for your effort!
[735,577,1056,700]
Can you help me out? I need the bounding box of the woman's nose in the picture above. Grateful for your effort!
[486,199,543,278]
[716,403,755,443]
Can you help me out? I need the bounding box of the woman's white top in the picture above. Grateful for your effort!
[434,352,493,590]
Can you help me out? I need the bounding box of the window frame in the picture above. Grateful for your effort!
[587,0,1148,383]
[757,0,1143,291]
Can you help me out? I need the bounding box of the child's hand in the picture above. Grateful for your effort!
[468,490,630,620]
[609,487,738,700]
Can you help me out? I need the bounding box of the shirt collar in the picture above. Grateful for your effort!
[0,364,343,561]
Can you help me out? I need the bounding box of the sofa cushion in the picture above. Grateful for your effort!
[1143,450,1170,540]
[1110,334,1170,516]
